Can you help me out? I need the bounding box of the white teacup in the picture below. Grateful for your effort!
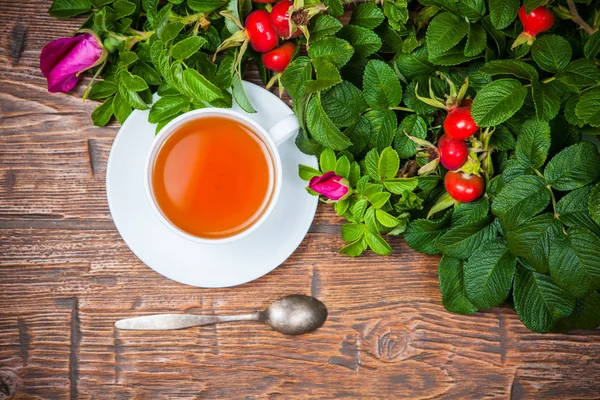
[144,108,300,245]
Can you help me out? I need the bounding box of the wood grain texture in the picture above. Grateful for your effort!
[0,2,599,399]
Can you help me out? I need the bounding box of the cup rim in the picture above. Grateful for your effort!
[143,108,283,245]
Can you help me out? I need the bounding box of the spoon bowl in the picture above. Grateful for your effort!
[260,295,328,335]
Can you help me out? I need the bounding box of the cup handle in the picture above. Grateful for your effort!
[267,114,300,146]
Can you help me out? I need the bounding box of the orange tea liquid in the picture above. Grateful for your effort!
[152,116,275,239]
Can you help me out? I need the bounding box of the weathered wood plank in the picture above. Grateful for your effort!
[0,1,599,398]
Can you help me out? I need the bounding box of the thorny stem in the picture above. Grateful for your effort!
[389,106,415,113]
[566,0,598,35]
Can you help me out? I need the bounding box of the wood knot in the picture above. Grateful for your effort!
[0,370,18,400]
[377,331,407,361]
[9,22,27,65]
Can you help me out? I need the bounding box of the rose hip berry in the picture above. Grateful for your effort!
[270,1,302,38]
[262,42,296,72]
[445,171,485,203]
[443,105,479,140]
[245,10,278,53]
[518,6,554,36]
[438,134,468,170]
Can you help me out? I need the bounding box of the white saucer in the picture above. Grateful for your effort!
[106,81,318,288]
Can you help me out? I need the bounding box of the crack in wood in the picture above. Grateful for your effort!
[17,318,29,366]
[310,266,321,298]
[69,298,81,400]
[308,224,341,234]
[9,22,26,65]
[5,171,16,194]
[87,138,101,176]
[0,219,116,230]
[328,334,361,374]
[113,328,123,384]
[498,313,508,365]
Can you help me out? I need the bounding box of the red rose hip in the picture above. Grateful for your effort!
[245,10,278,53]
[518,6,554,36]
[444,171,485,203]
[438,134,468,170]
[262,42,296,72]
[443,106,479,140]
[270,1,301,38]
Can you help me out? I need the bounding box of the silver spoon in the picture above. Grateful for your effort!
[114,295,327,335]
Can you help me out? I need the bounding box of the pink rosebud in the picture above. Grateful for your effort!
[40,32,106,93]
[309,171,351,202]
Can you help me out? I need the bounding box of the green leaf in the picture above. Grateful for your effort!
[118,51,138,68]
[306,96,352,150]
[342,223,366,242]
[549,228,600,298]
[557,186,600,235]
[375,209,400,228]
[531,80,560,121]
[393,115,427,159]
[436,216,497,259]
[383,0,409,31]
[298,165,321,181]
[339,238,368,257]
[491,175,551,231]
[112,92,132,124]
[489,125,516,151]
[231,74,256,114]
[335,198,350,216]
[335,156,351,179]
[49,0,91,17]
[464,238,516,309]
[132,62,162,86]
[148,96,188,124]
[305,59,342,93]
[152,3,172,38]
[363,60,402,110]
[352,198,368,221]
[506,213,562,274]
[456,0,485,20]
[590,184,600,226]
[489,0,519,29]
[516,118,551,168]
[428,45,477,66]
[523,0,544,13]
[584,31,600,59]
[365,230,392,255]
[319,148,336,172]
[142,0,157,12]
[187,0,224,12]
[308,14,343,42]
[171,36,207,60]
[341,25,382,59]
[364,110,397,152]
[451,198,490,226]
[426,12,469,55]
[404,210,452,255]
[575,87,600,127]
[438,256,478,315]
[479,60,539,81]
[552,292,600,332]
[159,22,184,42]
[91,96,114,126]
[113,0,135,18]
[394,47,435,79]
[181,69,223,102]
[513,265,575,333]
[471,79,527,127]
[308,37,354,69]
[351,2,385,29]
[364,148,380,181]
[323,0,344,17]
[321,82,367,128]
[544,142,600,191]
[557,59,600,86]
[120,71,148,92]
[464,24,486,57]
[383,178,419,194]
[118,82,148,110]
[531,35,572,73]
[88,81,117,99]
[378,147,400,179]
[369,192,391,209]
[280,56,312,100]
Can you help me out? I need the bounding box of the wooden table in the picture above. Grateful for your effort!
[1,2,599,398]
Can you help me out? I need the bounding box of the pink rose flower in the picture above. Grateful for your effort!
[40,32,106,93]
[309,171,351,201]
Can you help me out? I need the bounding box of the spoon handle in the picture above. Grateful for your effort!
[114,313,261,330]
